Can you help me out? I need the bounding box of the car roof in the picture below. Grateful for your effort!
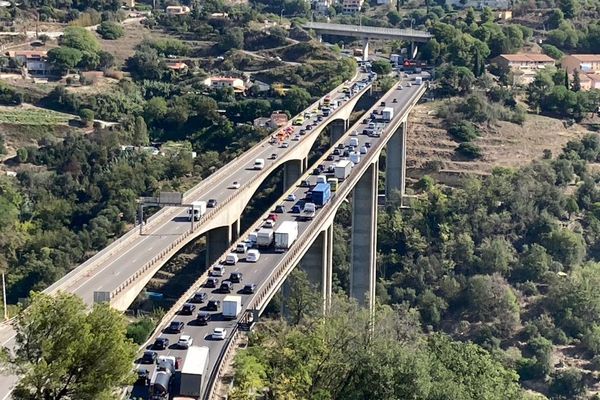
[214,327,225,332]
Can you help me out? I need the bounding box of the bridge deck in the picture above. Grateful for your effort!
[303,22,432,41]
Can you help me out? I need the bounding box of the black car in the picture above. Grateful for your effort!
[300,180,310,187]
[380,101,386,106]
[153,337,170,350]
[343,150,350,157]
[206,299,221,311]
[306,124,313,130]
[241,283,256,294]
[326,155,334,161]
[333,149,341,156]
[205,277,219,288]
[142,351,157,364]
[365,142,371,148]
[137,368,150,384]
[275,205,286,213]
[181,303,196,315]
[167,321,184,333]
[207,199,217,208]
[220,280,233,293]
[392,98,398,103]
[313,168,320,175]
[291,205,302,213]
[197,311,211,325]
[190,291,207,303]
[229,272,243,283]
[337,143,344,149]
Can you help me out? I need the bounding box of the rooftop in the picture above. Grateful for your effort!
[496,53,554,63]
[566,54,600,62]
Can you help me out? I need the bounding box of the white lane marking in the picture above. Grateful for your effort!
[1,389,13,400]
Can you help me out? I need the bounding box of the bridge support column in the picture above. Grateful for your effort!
[386,121,407,201]
[303,157,308,172]
[362,38,369,62]
[205,225,231,266]
[283,159,303,192]
[299,224,332,310]
[330,119,348,145]
[350,161,377,312]
[231,219,240,242]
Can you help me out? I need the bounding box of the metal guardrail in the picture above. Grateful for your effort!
[108,77,374,302]
[203,83,427,400]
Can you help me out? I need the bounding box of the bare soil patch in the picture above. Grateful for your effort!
[407,101,589,186]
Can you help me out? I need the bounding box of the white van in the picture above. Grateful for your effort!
[316,175,327,184]
[349,138,359,147]
[225,253,238,265]
[235,242,248,253]
[254,158,265,170]
[212,265,225,277]
[349,152,360,164]
[247,232,258,247]
[246,249,260,262]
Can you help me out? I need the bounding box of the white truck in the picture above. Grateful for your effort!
[187,201,207,221]
[223,295,242,320]
[415,76,423,85]
[177,346,209,399]
[335,160,352,180]
[256,228,274,247]
[274,221,299,252]
[382,107,394,122]
[302,202,316,221]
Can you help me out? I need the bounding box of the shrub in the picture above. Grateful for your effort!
[126,317,155,345]
[79,108,95,126]
[457,142,483,159]
[447,121,480,142]
[97,21,124,40]
[549,368,585,398]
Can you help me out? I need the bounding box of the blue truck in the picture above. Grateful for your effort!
[312,182,331,207]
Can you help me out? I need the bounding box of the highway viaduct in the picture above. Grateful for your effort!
[131,80,428,400]
[303,22,433,61]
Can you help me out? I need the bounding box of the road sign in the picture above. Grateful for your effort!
[159,192,183,205]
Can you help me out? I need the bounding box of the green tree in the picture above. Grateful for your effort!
[549,368,585,399]
[96,21,124,40]
[219,27,244,51]
[144,96,168,126]
[47,47,83,74]
[572,69,581,92]
[16,148,28,163]
[132,115,149,145]
[5,292,136,400]
[281,86,311,115]
[467,274,520,335]
[371,59,392,75]
[79,108,94,126]
[543,228,585,268]
[285,269,321,325]
[546,9,564,29]
[60,26,100,54]
[558,0,579,18]
[387,10,401,25]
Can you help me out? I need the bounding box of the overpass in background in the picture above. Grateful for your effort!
[303,22,433,61]
[133,78,428,400]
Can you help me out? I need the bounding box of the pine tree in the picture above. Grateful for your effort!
[572,69,581,92]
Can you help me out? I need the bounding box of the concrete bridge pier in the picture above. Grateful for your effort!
[350,161,378,312]
[231,219,240,242]
[283,159,304,192]
[385,121,407,201]
[299,224,333,311]
[205,225,232,266]
[329,119,349,145]
[362,38,369,62]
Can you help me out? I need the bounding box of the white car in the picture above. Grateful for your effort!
[360,146,368,154]
[178,335,193,348]
[280,142,289,148]
[264,219,275,228]
[230,181,240,189]
[286,194,297,201]
[350,130,358,136]
[293,135,300,141]
[213,328,227,340]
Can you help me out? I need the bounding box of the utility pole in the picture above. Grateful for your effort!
[2,272,7,321]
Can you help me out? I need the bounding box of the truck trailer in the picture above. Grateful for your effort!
[312,182,331,207]
[223,295,242,320]
[188,201,207,221]
[274,221,299,252]
[177,346,210,399]
[382,107,394,122]
[335,160,352,180]
[256,228,274,247]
